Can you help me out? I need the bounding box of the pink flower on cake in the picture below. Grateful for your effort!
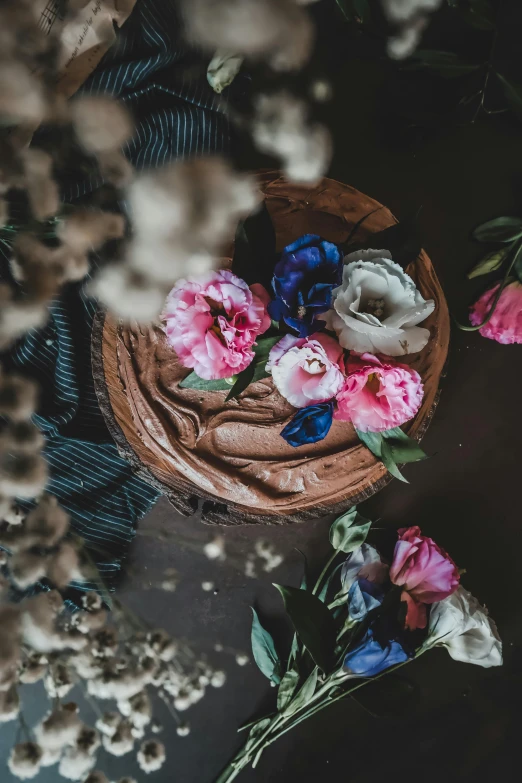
[163,270,270,380]
[469,281,522,345]
[334,352,423,433]
[390,526,460,631]
[267,333,345,408]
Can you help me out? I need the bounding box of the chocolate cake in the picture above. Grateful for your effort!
[93,174,450,525]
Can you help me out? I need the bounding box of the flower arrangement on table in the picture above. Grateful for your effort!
[163,212,436,481]
[458,215,522,344]
[214,507,502,783]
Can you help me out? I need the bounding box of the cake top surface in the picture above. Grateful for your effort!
[98,174,449,524]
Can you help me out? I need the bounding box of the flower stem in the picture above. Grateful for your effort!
[457,239,522,331]
[312,550,338,596]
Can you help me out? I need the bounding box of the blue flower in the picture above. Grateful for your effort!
[281,401,334,447]
[341,544,389,622]
[343,631,408,677]
[268,234,342,337]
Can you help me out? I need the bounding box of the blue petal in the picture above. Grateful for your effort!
[347,581,383,622]
[284,316,317,337]
[307,281,335,309]
[283,234,322,254]
[343,632,408,677]
[268,298,288,321]
[281,401,334,447]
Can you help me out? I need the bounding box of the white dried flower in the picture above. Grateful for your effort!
[0,374,38,422]
[9,551,48,590]
[382,0,442,59]
[244,557,257,579]
[203,535,225,561]
[254,540,284,572]
[23,495,70,548]
[118,691,152,729]
[81,593,103,612]
[102,719,134,756]
[44,662,75,699]
[88,662,155,702]
[71,651,103,680]
[137,740,166,773]
[182,0,314,71]
[58,747,96,781]
[90,266,167,323]
[76,725,101,755]
[0,605,21,689]
[150,720,163,734]
[176,723,190,737]
[71,608,108,634]
[3,504,25,525]
[0,683,19,722]
[252,92,331,185]
[19,652,47,684]
[90,627,119,658]
[47,542,83,589]
[95,712,121,738]
[8,742,43,780]
[382,0,442,23]
[40,746,62,767]
[201,581,214,592]
[210,669,227,688]
[173,692,192,712]
[83,773,110,783]
[71,96,133,154]
[0,62,46,123]
[387,17,427,59]
[146,629,176,662]
[235,653,249,667]
[34,704,81,752]
[21,148,59,222]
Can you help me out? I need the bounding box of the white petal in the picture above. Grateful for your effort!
[384,298,435,329]
[343,248,392,264]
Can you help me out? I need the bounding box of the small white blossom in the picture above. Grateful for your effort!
[201,581,214,592]
[203,535,226,561]
[210,670,226,688]
[58,747,96,781]
[0,684,19,722]
[235,653,249,667]
[34,704,81,751]
[176,723,190,737]
[8,743,43,780]
[95,712,120,738]
[102,720,134,757]
[137,740,166,774]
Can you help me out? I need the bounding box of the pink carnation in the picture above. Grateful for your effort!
[267,333,345,408]
[469,280,522,344]
[162,270,270,380]
[334,352,423,433]
[390,526,460,631]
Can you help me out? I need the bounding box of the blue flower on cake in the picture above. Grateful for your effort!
[268,234,343,337]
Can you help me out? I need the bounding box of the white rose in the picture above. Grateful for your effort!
[427,586,502,668]
[324,249,435,356]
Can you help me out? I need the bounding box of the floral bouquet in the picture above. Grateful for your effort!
[162,207,437,480]
[215,507,502,782]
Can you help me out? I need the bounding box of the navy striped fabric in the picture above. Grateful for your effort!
[0,0,234,591]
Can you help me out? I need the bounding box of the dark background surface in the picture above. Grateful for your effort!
[4,2,522,782]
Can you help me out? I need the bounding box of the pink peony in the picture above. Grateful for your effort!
[334,352,423,433]
[267,332,345,408]
[162,270,270,380]
[469,280,522,344]
[390,526,460,631]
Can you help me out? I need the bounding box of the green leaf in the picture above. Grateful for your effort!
[382,427,428,463]
[329,508,372,554]
[225,335,282,401]
[467,248,509,279]
[381,439,409,483]
[179,372,232,391]
[497,73,522,122]
[251,608,282,684]
[281,667,318,717]
[457,0,496,30]
[244,717,271,750]
[273,585,336,673]
[318,562,344,603]
[355,428,383,459]
[407,50,481,78]
[472,215,522,243]
[277,668,300,711]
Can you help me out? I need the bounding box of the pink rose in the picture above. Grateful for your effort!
[334,352,423,433]
[163,270,270,380]
[390,526,460,631]
[469,280,522,344]
[267,332,345,408]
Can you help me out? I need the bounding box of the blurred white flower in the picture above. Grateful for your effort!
[207,50,243,94]
[204,535,226,561]
[252,92,331,185]
[137,740,166,774]
[427,586,502,668]
[8,742,43,780]
[324,249,435,355]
